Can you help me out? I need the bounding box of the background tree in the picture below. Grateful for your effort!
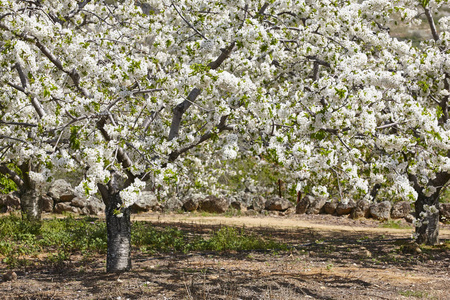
[259,0,450,245]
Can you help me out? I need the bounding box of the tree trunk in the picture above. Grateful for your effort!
[410,171,450,245]
[20,188,42,221]
[98,175,132,273]
[414,191,440,245]
[17,162,42,221]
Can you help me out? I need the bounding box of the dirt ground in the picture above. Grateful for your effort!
[1,213,450,300]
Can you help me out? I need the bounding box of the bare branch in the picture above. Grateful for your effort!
[6,81,25,93]
[13,63,46,118]
[15,62,28,88]
[0,134,30,144]
[306,56,331,68]
[97,117,135,182]
[258,3,270,15]
[142,105,165,133]
[424,7,439,42]
[66,0,92,19]
[0,22,91,98]
[440,76,449,124]
[132,88,165,95]
[0,120,37,127]
[376,122,400,130]
[313,61,319,81]
[208,41,236,70]
[168,87,202,141]
[172,2,207,40]
[168,115,233,162]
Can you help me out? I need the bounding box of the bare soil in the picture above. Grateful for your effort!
[1,213,450,300]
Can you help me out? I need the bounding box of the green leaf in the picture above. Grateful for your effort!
[69,126,81,150]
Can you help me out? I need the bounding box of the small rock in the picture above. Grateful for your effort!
[391,201,411,219]
[41,194,54,212]
[244,209,259,216]
[307,196,327,214]
[71,197,87,208]
[198,196,229,213]
[404,214,415,223]
[48,179,75,202]
[54,202,80,214]
[265,197,294,211]
[401,242,422,254]
[336,200,356,216]
[162,198,182,212]
[230,201,247,212]
[285,207,296,215]
[350,199,371,219]
[0,193,21,213]
[131,191,159,212]
[370,201,392,221]
[183,199,198,212]
[439,203,450,223]
[86,197,105,215]
[322,200,338,215]
[3,271,17,282]
[249,196,266,212]
[296,195,314,214]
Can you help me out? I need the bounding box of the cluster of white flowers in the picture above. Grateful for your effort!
[216,71,240,93]
[119,178,146,208]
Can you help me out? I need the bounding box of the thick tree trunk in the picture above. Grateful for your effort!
[20,188,42,221]
[105,192,132,272]
[17,162,42,222]
[98,174,132,273]
[410,171,450,245]
[415,192,440,245]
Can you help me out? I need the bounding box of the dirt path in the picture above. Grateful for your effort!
[132,212,450,239]
[2,213,450,299]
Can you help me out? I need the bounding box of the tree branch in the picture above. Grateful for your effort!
[258,3,270,15]
[207,41,236,70]
[306,56,331,68]
[168,115,232,162]
[0,121,37,127]
[168,42,236,140]
[13,63,46,118]
[97,116,135,183]
[168,88,202,141]
[0,134,30,144]
[172,1,207,40]
[0,164,24,190]
[440,76,449,124]
[424,7,439,42]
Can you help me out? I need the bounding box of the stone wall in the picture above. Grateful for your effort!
[2,181,450,224]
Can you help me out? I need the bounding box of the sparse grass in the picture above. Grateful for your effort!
[0,215,289,268]
[379,219,412,229]
[224,208,242,217]
[0,214,107,267]
[190,211,218,217]
[418,240,450,254]
[399,290,430,298]
[132,223,289,254]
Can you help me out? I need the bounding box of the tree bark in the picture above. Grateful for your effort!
[414,191,440,245]
[98,174,132,273]
[20,188,42,221]
[411,171,450,245]
[16,162,43,221]
[105,192,131,272]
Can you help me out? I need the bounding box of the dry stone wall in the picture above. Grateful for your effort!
[2,180,450,224]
